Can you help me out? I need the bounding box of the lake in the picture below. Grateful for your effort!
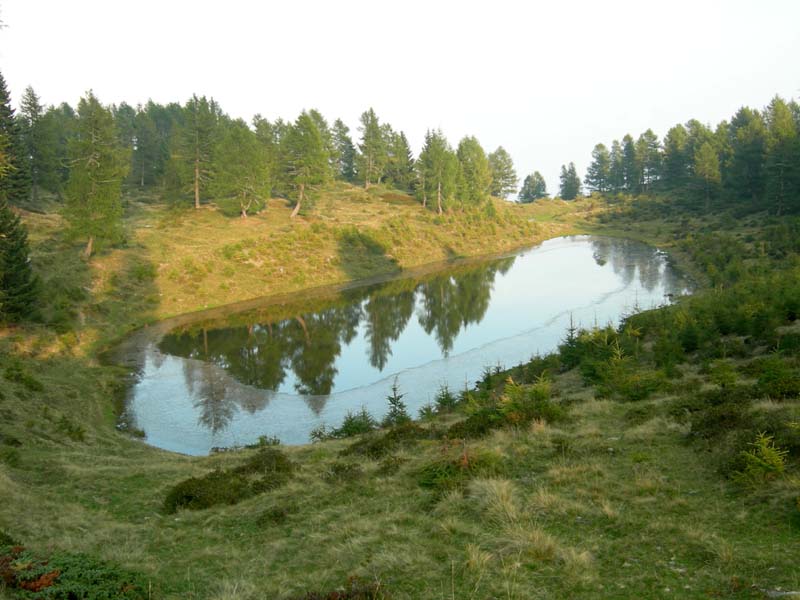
[114,235,691,455]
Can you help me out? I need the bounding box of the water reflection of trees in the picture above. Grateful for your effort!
[590,237,689,299]
[158,256,515,432]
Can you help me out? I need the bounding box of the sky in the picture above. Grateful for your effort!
[1,0,799,197]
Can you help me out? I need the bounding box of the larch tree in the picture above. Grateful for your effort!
[518,171,548,202]
[636,129,661,191]
[211,119,270,218]
[694,141,720,210]
[416,129,459,214]
[559,163,581,200]
[585,143,611,193]
[284,111,328,218]
[64,91,129,258]
[488,146,518,198]
[621,134,640,193]
[456,136,492,205]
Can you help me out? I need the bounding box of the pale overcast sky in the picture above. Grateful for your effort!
[1,0,798,197]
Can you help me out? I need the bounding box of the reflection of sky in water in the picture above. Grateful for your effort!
[123,235,691,455]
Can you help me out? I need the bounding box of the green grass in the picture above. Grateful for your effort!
[1,191,799,598]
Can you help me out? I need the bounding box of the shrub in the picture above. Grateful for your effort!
[322,461,364,484]
[0,544,149,599]
[417,447,505,495]
[3,364,44,392]
[733,432,789,487]
[163,447,294,513]
[340,422,426,460]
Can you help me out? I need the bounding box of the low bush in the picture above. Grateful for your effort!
[163,447,294,513]
[340,422,426,460]
[0,544,149,599]
[417,447,505,495]
[322,461,364,484]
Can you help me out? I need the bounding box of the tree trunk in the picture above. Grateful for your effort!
[241,192,248,218]
[291,183,303,218]
[83,236,94,260]
[437,180,443,215]
[296,316,310,343]
[194,159,200,209]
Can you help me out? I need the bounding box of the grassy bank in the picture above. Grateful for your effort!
[2,192,799,599]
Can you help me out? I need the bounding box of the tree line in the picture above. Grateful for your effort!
[579,96,800,211]
[0,73,539,250]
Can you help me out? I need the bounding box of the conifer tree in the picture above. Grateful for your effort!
[332,119,356,182]
[518,171,548,202]
[211,119,269,218]
[621,134,640,193]
[456,136,492,204]
[662,124,689,190]
[65,92,129,258]
[416,129,459,214]
[637,129,662,191]
[559,163,581,200]
[764,95,800,214]
[585,143,611,193]
[0,193,39,321]
[0,72,31,204]
[609,140,625,192]
[357,108,387,188]
[284,111,328,218]
[727,107,767,202]
[171,95,217,209]
[694,141,720,209]
[488,146,518,198]
[385,130,415,192]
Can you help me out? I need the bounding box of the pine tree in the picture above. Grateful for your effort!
[585,143,611,193]
[559,163,581,200]
[488,146,518,198]
[0,71,31,204]
[518,171,548,202]
[65,91,129,258]
[0,193,39,321]
[456,136,491,205]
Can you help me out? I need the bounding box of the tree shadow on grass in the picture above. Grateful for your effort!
[337,228,401,281]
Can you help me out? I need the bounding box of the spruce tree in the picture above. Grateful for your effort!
[65,92,129,258]
[416,129,459,214]
[0,194,38,321]
[518,171,548,202]
[211,119,270,218]
[585,143,611,193]
[559,163,581,200]
[332,119,356,182]
[0,71,31,205]
[357,108,387,188]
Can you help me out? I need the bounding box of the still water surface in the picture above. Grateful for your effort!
[117,236,690,455]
